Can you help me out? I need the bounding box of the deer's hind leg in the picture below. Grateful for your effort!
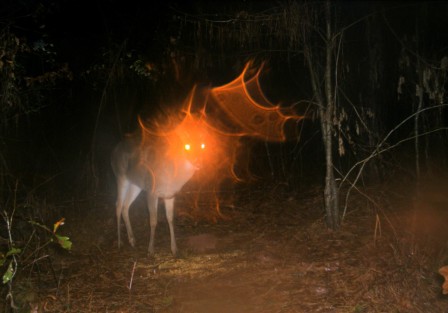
[119,181,141,248]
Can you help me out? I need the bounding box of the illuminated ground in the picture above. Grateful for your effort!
[20,176,448,312]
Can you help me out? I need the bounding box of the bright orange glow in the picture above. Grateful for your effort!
[135,60,303,220]
[209,60,303,142]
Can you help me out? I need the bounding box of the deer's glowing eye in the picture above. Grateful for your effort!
[184,144,191,151]
[201,143,205,150]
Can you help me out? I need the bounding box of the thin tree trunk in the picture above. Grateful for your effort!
[304,0,339,229]
[323,0,339,229]
[414,3,427,180]
[415,75,423,179]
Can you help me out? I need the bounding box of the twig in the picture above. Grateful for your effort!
[340,104,448,220]
[128,260,137,291]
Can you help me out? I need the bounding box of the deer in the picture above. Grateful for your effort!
[111,114,209,257]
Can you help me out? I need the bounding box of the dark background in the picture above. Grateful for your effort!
[1,0,447,206]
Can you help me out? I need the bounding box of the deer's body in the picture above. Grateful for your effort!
[111,121,206,256]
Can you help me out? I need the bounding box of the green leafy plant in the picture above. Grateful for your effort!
[1,216,72,281]
[1,211,72,310]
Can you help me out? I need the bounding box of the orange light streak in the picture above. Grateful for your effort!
[134,60,303,220]
[210,60,303,142]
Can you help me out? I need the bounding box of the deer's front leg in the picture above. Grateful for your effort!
[164,197,177,257]
[147,195,158,256]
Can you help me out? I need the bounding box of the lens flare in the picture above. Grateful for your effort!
[135,60,303,221]
[208,60,303,141]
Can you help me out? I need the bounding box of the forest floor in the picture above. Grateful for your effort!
[4,174,448,313]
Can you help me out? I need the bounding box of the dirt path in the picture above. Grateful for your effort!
[30,181,448,312]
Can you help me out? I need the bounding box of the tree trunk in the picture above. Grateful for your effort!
[322,0,339,229]
[304,0,339,230]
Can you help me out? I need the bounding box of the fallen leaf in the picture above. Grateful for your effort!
[438,266,448,294]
